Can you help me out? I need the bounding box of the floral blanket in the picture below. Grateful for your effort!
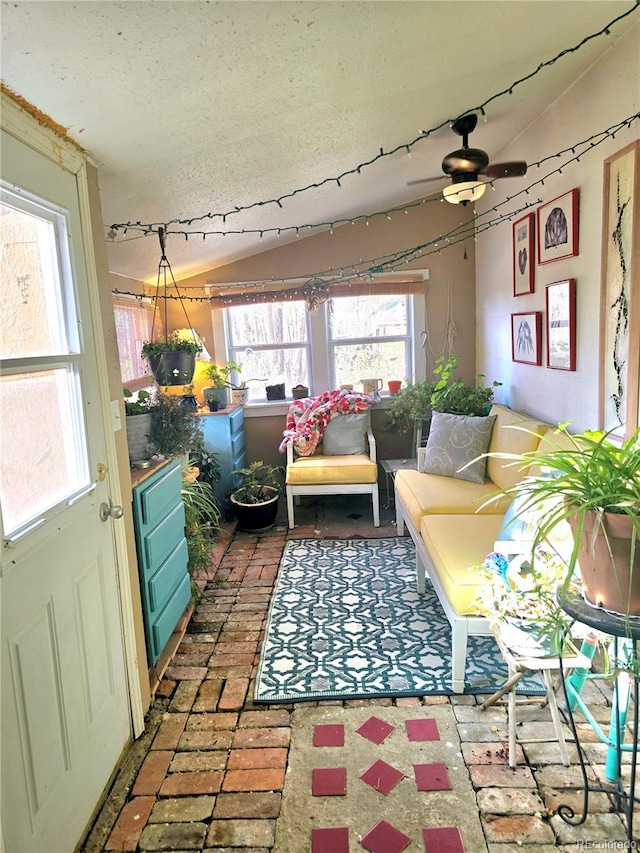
[279,389,375,456]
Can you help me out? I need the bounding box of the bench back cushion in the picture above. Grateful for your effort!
[486,405,552,491]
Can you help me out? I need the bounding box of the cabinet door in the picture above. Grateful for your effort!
[199,407,245,506]
[133,461,190,664]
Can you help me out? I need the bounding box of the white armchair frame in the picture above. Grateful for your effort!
[285,413,380,529]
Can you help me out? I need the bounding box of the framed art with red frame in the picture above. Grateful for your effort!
[546,279,576,370]
[537,188,579,265]
[511,311,542,365]
[513,212,535,296]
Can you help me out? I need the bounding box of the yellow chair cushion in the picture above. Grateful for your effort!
[286,454,378,485]
[395,469,511,530]
[420,514,505,615]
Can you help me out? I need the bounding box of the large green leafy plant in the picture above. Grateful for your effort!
[430,355,501,416]
[149,393,204,458]
[230,461,285,504]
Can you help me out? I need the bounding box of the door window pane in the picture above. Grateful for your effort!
[0,199,71,358]
[0,369,90,535]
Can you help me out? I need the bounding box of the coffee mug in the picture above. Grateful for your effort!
[388,380,402,395]
[361,378,382,394]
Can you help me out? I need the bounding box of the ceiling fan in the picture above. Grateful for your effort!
[409,114,527,205]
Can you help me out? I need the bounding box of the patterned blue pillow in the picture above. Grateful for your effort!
[421,411,496,483]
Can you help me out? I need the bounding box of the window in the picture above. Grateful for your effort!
[222,293,416,402]
[0,186,90,537]
[113,295,156,389]
[226,301,310,402]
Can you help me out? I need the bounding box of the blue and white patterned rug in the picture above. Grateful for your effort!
[255,537,543,702]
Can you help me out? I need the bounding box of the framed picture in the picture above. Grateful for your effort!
[511,311,542,365]
[599,141,640,437]
[546,279,576,370]
[537,188,579,265]
[512,212,535,296]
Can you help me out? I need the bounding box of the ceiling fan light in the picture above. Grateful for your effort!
[443,181,486,205]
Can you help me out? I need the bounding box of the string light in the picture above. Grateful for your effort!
[108,4,638,236]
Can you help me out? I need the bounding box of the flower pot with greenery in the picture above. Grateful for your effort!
[202,360,243,410]
[142,332,202,386]
[484,425,640,618]
[149,393,204,460]
[385,354,501,454]
[124,388,155,463]
[229,460,285,532]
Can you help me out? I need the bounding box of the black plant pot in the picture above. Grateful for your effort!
[230,488,279,532]
[148,351,196,386]
[179,394,198,411]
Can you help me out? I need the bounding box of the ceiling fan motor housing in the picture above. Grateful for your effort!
[442,147,490,178]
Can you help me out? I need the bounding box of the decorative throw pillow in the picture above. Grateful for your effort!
[421,411,496,483]
[322,413,367,455]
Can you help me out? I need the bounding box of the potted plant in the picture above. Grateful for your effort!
[149,393,204,460]
[123,388,155,464]
[141,332,202,386]
[202,359,243,410]
[181,466,221,601]
[485,425,640,619]
[229,460,285,532]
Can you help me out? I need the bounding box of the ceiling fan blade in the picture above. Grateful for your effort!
[407,175,445,186]
[480,161,528,179]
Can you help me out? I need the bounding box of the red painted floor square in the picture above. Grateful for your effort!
[314,724,345,747]
[312,826,350,853]
[422,826,464,852]
[312,767,347,796]
[356,716,395,744]
[360,759,405,795]
[405,718,440,742]
[361,820,411,853]
[413,762,452,791]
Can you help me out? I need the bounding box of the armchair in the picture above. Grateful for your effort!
[285,411,380,529]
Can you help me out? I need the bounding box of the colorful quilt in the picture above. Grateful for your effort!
[279,389,375,456]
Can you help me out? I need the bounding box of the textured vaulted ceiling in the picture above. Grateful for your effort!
[2,1,638,282]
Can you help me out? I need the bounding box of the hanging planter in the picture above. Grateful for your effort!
[142,338,199,386]
[142,227,202,387]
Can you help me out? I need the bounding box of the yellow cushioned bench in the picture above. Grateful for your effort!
[394,404,554,692]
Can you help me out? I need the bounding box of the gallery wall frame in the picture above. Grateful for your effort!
[511,311,542,365]
[513,212,535,296]
[545,279,576,371]
[537,188,579,265]
[599,140,640,438]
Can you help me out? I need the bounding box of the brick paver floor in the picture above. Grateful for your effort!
[82,518,636,852]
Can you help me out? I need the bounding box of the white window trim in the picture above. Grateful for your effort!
[211,280,427,418]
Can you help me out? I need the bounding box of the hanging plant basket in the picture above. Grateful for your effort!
[148,350,196,386]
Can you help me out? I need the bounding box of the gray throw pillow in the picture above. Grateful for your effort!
[322,413,367,455]
[421,411,496,483]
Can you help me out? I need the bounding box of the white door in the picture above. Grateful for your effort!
[1,130,131,852]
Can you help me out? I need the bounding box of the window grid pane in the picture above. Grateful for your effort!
[0,368,90,535]
[113,298,155,384]
[0,197,69,358]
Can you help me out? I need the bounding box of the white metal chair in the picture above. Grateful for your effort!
[285,411,380,529]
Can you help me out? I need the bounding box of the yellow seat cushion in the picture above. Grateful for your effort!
[286,454,378,485]
[395,469,511,530]
[420,514,505,615]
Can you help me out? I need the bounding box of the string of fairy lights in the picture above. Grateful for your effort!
[111,110,640,307]
[108,1,638,242]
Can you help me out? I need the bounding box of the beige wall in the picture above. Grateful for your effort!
[475,22,640,432]
[165,194,478,386]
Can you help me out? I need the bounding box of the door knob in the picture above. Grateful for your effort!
[100,500,124,522]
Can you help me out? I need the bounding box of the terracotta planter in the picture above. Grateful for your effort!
[148,351,196,386]
[230,487,279,532]
[571,509,640,615]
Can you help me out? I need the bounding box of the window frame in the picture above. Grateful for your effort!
[212,292,425,415]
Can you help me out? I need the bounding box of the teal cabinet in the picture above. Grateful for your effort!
[198,405,246,507]
[132,459,190,666]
